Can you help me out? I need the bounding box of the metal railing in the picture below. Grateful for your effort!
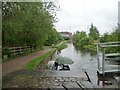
[96,42,120,75]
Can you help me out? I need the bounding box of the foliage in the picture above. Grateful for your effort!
[100,32,109,43]
[45,28,61,46]
[2,2,61,49]
[100,27,120,53]
[73,24,99,53]
[89,23,99,40]
[100,27,120,42]
[73,30,94,48]
[73,31,87,46]
[21,46,30,55]
[24,41,67,70]
[55,41,67,53]
[73,23,119,54]
[78,36,94,47]
[2,48,12,58]
[83,45,96,52]
[63,36,69,40]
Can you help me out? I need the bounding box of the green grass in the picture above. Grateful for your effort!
[24,48,56,70]
[24,41,67,70]
[56,41,67,51]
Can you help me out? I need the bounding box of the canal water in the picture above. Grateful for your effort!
[48,43,119,88]
[60,43,97,73]
[54,43,98,85]
[46,43,118,88]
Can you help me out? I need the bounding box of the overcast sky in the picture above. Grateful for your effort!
[54,0,120,35]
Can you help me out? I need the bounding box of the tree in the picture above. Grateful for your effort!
[73,31,87,46]
[45,28,61,46]
[2,2,61,49]
[100,32,109,42]
[79,36,93,47]
[89,23,99,40]
[100,27,120,53]
[100,27,120,43]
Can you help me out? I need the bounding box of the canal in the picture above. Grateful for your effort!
[59,43,120,75]
[53,43,98,85]
[60,43,97,72]
[49,43,119,88]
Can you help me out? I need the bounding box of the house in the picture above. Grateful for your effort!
[59,32,72,39]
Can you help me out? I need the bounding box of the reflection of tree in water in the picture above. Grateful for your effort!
[74,45,96,56]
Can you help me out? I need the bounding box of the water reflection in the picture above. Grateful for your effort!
[74,45,97,56]
[54,43,98,85]
[59,43,97,72]
[56,43,119,87]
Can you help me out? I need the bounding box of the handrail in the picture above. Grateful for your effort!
[97,41,120,45]
[96,42,120,75]
[99,44,120,48]
[105,53,120,57]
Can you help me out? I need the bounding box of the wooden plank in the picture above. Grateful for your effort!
[84,71,91,82]
[51,85,66,90]
[70,82,82,88]
[14,49,21,52]
[80,81,94,88]
[10,47,22,49]
[62,82,82,90]
[76,81,86,90]
[3,46,34,57]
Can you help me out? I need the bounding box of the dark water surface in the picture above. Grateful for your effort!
[57,43,98,85]
[60,43,97,72]
[52,43,119,88]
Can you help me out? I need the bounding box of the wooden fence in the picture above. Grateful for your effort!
[3,46,34,60]
[0,46,1,56]
[9,46,34,56]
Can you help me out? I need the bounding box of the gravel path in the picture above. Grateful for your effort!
[2,47,51,76]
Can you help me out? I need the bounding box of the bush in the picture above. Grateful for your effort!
[78,36,94,47]
[63,36,69,40]
[83,45,96,52]
[3,48,12,58]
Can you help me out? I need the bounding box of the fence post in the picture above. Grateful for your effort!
[20,47,21,54]
[14,47,15,55]
[102,48,105,75]
[97,44,100,71]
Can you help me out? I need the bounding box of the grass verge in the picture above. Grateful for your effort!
[24,41,67,70]
[55,41,67,51]
[24,48,56,70]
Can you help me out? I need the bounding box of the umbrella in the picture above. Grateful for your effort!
[56,56,74,65]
